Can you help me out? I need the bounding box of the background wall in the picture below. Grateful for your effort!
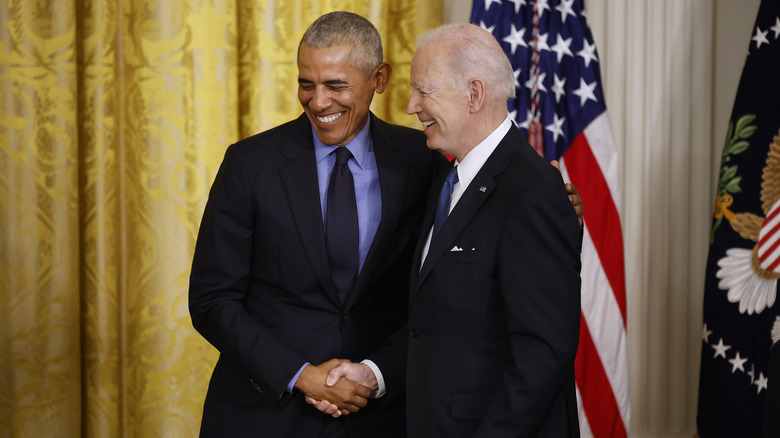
[442,0,762,436]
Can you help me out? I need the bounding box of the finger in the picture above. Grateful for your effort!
[349,394,369,409]
[353,383,373,400]
[325,364,351,386]
[330,410,342,418]
[315,400,333,413]
[550,159,561,171]
[305,395,319,406]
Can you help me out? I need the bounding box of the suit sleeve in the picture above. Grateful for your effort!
[477,173,582,437]
[189,144,306,398]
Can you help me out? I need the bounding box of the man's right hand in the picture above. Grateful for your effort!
[305,361,379,417]
[294,359,372,416]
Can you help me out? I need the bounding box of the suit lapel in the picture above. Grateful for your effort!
[414,127,520,293]
[345,114,407,308]
[278,114,341,307]
[409,163,449,288]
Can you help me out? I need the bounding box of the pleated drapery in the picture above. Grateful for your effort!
[0,1,442,436]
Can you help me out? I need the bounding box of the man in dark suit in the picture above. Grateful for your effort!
[189,11,445,438]
[320,23,582,437]
[403,23,582,437]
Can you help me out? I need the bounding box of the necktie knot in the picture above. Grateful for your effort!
[445,165,459,186]
[334,147,352,166]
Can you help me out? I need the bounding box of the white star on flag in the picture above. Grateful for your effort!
[577,39,598,67]
[508,0,526,14]
[502,24,527,54]
[772,17,780,39]
[517,109,534,130]
[551,74,566,103]
[513,68,522,88]
[753,26,770,48]
[702,323,713,343]
[533,0,550,15]
[545,113,566,143]
[755,372,768,394]
[479,20,496,34]
[484,0,502,11]
[572,78,597,106]
[535,32,551,52]
[728,352,748,373]
[551,34,574,62]
[712,338,732,359]
[525,72,548,93]
[556,0,576,22]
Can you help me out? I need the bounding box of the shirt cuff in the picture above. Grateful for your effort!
[287,362,310,393]
[361,359,386,398]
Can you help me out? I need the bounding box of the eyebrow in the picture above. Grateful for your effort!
[297,78,350,86]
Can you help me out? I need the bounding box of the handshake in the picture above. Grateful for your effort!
[294,359,378,418]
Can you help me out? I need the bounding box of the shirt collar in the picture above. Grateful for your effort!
[453,114,513,192]
[313,116,372,170]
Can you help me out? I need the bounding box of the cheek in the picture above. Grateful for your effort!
[297,91,309,106]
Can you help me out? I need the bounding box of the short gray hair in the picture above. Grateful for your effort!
[299,11,383,77]
[416,23,516,99]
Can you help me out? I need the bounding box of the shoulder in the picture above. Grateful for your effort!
[481,127,561,191]
[230,115,311,155]
[370,113,444,169]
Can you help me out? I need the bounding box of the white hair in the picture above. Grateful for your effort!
[416,23,516,99]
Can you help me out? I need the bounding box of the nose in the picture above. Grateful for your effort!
[311,87,332,111]
[407,91,421,115]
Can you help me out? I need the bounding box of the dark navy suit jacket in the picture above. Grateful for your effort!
[189,113,443,437]
[405,125,582,438]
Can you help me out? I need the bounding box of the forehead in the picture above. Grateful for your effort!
[298,44,363,79]
[410,44,449,88]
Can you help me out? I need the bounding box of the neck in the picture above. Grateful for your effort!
[454,109,507,162]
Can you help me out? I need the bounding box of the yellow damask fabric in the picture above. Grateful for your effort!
[0,1,442,436]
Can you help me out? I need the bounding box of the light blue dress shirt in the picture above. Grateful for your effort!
[313,117,381,272]
[287,117,381,392]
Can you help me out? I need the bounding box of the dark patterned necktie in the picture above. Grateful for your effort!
[432,165,458,239]
[326,147,358,303]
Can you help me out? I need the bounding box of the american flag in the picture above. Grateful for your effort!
[470,1,629,436]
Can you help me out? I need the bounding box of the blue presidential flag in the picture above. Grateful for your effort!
[697,1,780,436]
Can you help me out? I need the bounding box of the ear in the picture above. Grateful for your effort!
[373,62,392,94]
[467,78,486,113]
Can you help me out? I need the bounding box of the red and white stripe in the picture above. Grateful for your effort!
[759,199,780,273]
[559,112,630,437]
[527,2,544,154]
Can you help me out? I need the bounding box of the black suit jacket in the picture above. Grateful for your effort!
[405,125,582,437]
[189,113,443,437]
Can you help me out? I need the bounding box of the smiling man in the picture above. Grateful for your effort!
[404,24,582,438]
[319,23,582,438]
[189,11,445,438]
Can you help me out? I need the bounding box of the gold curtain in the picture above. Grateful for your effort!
[0,0,442,436]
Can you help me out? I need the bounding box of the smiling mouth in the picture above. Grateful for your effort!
[316,112,343,123]
[422,120,437,127]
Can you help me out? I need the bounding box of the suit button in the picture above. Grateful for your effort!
[411,329,420,338]
[249,378,265,395]
[342,313,349,320]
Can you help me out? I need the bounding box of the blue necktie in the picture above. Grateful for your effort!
[326,147,358,303]
[432,165,458,238]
